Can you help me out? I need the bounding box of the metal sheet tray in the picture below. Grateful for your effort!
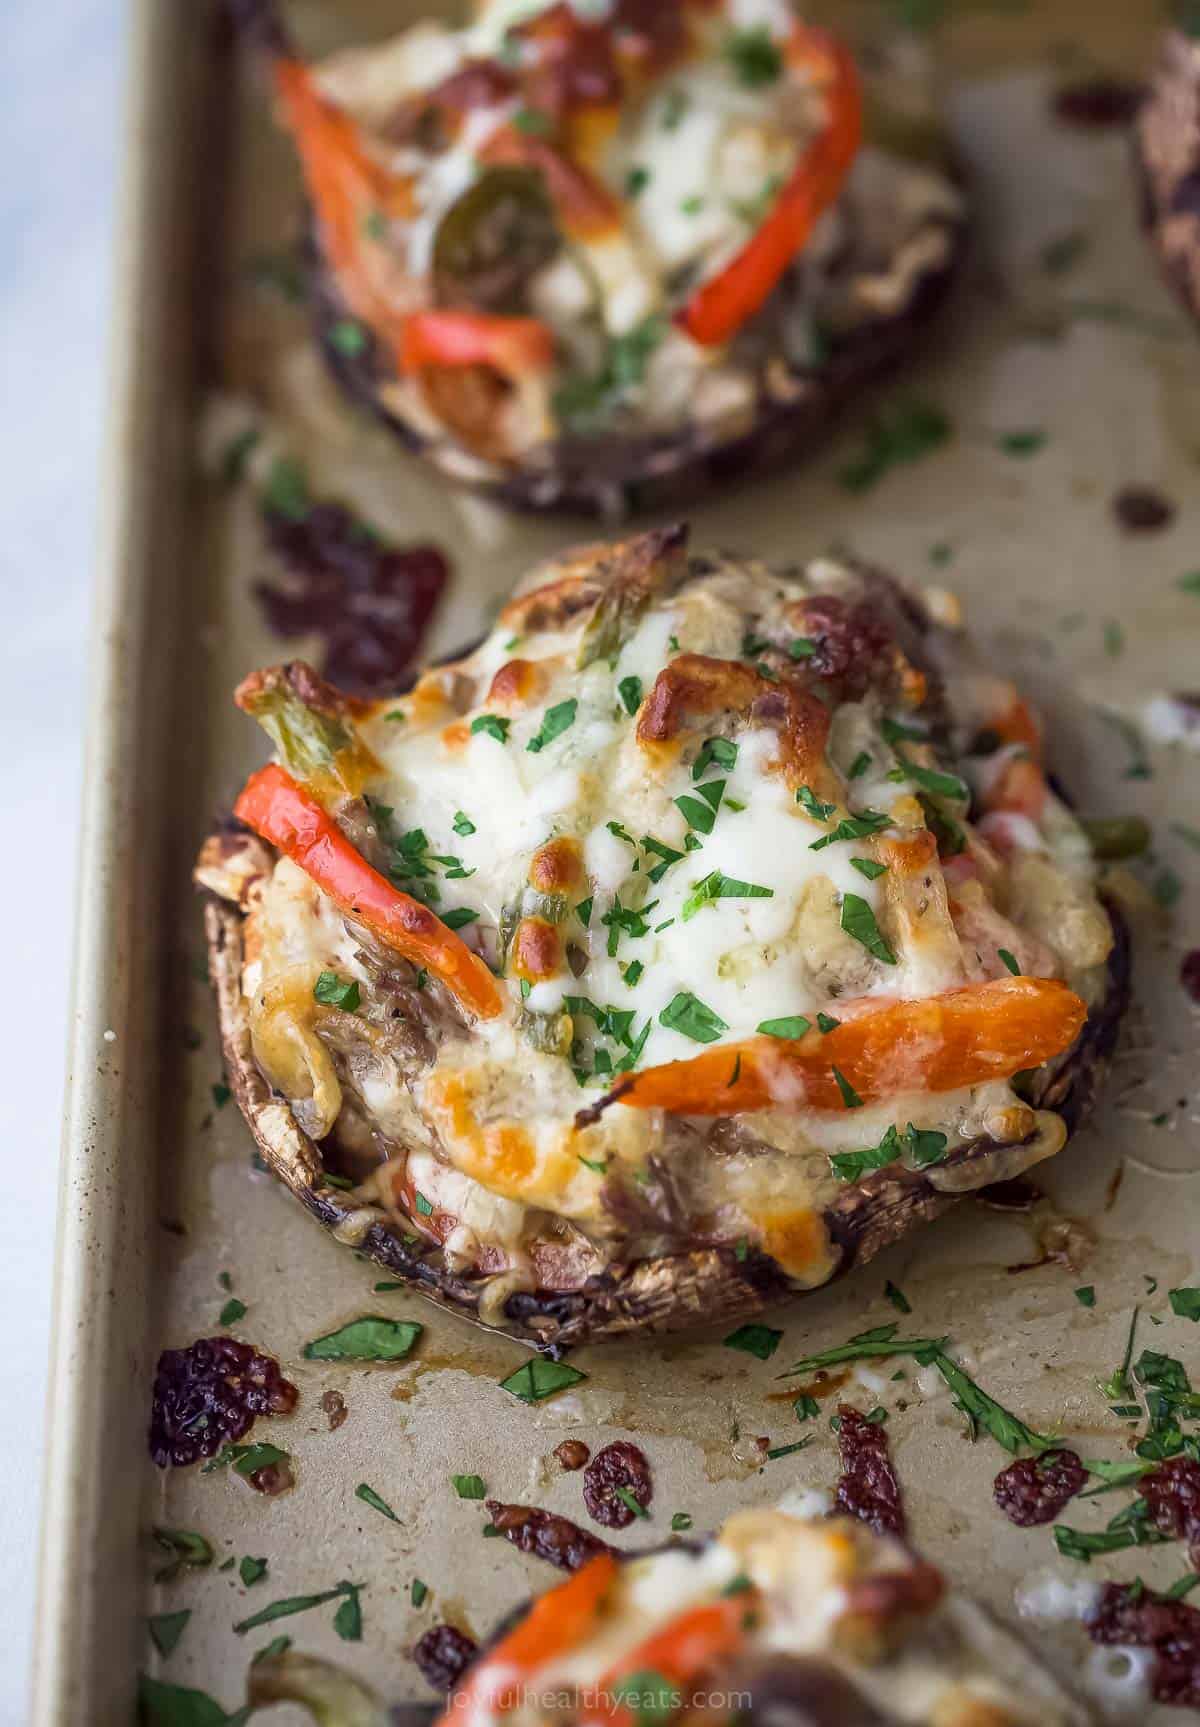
[34,2,1199,1721]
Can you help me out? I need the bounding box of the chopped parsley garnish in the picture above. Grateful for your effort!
[660,86,690,130]
[329,319,368,357]
[152,1527,213,1584]
[218,1297,247,1327]
[470,714,510,744]
[614,1486,650,1520]
[881,716,927,746]
[452,811,476,836]
[642,835,687,883]
[411,1578,428,1607]
[840,894,897,964]
[601,896,657,957]
[554,315,667,427]
[625,165,650,197]
[830,1121,948,1182]
[817,1012,840,1033]
[670,1512,693,1532]
[997,429,1046,457]
[355,1483,400,1523]
[693,737,738,780]
[233,1581,363,1640]
[809,809,892,850]
[607,819,637,846]
[893,757,969,802]
[1100,1308,1140,1402]
[765,1439,813,1460]
[838,401,952,493]
[578,1153,608,1175]
[680,194,705,215]
[1170,1288,1200,1321]
[239,1556,268,1587]
[147,1611,191,1659]
[576,896,593,926]
[618,676,643,716]
[849,858,888,880]
[1074,1285,1096,1308]
[526,698,578,754]
[303,1318,422,1361]
[796,786,836,820]
[675,780,725,834]
[452,1474,487,1500]
[788,636,817,660]
[441,907,479,931]
[202,1441,290,1478]
[793,1394,820,1422]
[832,1066,863,1109]
[724,1323,782,1360]
[885,1282,912,1315]
[756,1015,811,1039]
[499,1359,587,1403]
[313,971,361,1012]
[724,24,782,85]
[623,959,644,987]
[1053,1520,1168,1562]
[848,751,872,779]
[211,1082,231,1109]
[681,870,773,920]
[660,991,728,1044]
[263,455,310,521]
[998,948,1021,976]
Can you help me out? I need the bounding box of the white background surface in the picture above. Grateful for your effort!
[1,2,125,1719]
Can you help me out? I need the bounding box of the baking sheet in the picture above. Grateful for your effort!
[34,1,1200,1722]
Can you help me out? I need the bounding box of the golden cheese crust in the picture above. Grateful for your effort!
[196,528,1127,1349]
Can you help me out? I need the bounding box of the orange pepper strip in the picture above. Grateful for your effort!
[616,978,1085,1117]
[581,1596,756,1727]
[400,310,557,378]
[676,30,861,347]
[234,764,502,1022]
[441,1553,619,1727]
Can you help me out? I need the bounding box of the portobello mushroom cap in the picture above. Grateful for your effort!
[1137,27,1200,325]
[237,0,968,517]
[197,532,1129,1355]
[309,219,966,520]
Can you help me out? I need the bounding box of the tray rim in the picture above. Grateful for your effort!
[30,0,199,1718]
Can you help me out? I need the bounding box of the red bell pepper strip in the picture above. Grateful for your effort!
[234,764,502,1022]
[614,977,1085,1117]
[582,1595,756,1727]
[677,30,862,348]
[443,1552,619,1727]
[272,58,413,357]
[400,310,557,379]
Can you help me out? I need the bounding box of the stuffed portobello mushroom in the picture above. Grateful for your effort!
[245,1508,1091,1725]
[196,526,1127,1352]
[236,0,966,514]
